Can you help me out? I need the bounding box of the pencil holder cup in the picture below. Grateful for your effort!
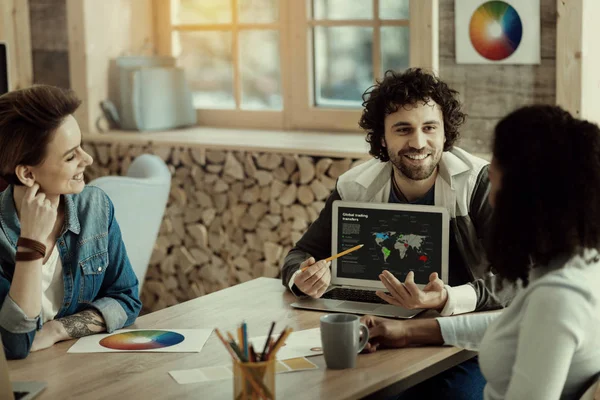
[233,359,276,400]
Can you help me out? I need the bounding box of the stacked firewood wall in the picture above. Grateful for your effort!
[83,142,369,312]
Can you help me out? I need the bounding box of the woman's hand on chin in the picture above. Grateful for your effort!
[19,183,59,242]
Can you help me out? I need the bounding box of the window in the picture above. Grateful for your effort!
[154,0,438,131]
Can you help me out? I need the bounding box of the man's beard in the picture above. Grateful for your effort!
[388,148,441,181]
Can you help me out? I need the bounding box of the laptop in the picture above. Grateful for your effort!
[0,339,46,400]
[291,200,449,319]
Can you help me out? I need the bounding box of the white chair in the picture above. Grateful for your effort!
[89,154,171,291]
[579,374,600,400]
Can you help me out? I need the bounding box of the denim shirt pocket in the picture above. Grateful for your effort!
[78,251,109,304]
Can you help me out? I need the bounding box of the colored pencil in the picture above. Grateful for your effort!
[230,339,271,399]
[265,327,290,360]
[249,344,257,363]
[226,331,236,344]
[230,342,269,399]
[237,326,244,356]
[229,340,247,362]
[214,329,240,361]
[260,322,276,361]
[269,328,293,359]
[219,324,277,399]
[300,244,364,272]
[242,321,249,360]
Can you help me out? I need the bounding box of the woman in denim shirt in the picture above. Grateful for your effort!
[0,85,141,359]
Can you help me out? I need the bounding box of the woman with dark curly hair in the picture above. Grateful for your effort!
[282,68,512,399]
[362,105,600,400]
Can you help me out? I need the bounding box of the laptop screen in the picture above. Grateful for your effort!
[333,203,445,284]
[0,43,8,95]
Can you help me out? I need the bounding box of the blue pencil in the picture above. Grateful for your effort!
[242,321,249,360]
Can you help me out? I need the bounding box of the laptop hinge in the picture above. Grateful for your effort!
[339,284,377,291]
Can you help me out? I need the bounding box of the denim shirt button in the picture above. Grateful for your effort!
[97,267,102,272]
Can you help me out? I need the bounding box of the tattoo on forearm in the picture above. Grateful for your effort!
[57,309,107,338]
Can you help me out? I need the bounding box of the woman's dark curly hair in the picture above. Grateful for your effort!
[359,68,466,161]
[489,105,600,288]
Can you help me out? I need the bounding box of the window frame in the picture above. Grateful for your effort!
[153,0,438,132]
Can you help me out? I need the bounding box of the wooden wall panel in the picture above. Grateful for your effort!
[410,0,439,73]
[580,0,600,125]
[0,0,33,91]
[439,0,557,155]
[29,0,69,51]
[29,0,70,88]
[556,0,582,118]
[67,0,155,134]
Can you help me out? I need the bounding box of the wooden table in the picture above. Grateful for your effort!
[8,278,475,399]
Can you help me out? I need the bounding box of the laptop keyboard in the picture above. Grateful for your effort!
[322,288,390,304]
[14,392,30,400]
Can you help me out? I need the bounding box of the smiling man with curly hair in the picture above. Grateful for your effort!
[281,68,516,400]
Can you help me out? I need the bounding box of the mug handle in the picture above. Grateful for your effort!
[357,323,369,353]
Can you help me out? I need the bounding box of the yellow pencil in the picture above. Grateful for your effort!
[300,244,364,272]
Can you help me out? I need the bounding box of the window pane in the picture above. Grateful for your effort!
[174,31,235,109]
[313,27,373,108]
[379,0,410,20]
[239,30,282,110]
[239,0,278,23]
[313,0,373,20]
[173,0,231,25]
[381,27,410,75]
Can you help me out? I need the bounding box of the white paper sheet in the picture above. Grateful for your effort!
[67,329,212,353]
[248,327,322,360]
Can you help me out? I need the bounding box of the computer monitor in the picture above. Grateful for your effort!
[0,42,9,95]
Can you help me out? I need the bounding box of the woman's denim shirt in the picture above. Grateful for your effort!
[0,185,142,359]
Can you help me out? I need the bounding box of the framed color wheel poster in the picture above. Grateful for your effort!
[455,0,540,64]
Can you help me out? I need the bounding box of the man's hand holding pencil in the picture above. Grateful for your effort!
[294,257,332,298]
[294,244,364,298]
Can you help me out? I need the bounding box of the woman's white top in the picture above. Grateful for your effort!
[40,245,64,324]
[437,250,600,400]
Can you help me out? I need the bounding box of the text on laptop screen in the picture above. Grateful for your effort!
[336,206,443,282]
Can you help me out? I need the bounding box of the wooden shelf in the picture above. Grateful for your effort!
[83,127,372,159]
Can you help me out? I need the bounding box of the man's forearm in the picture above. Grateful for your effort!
[56,309,107,340]
[405,319,444,346]
[281,249,310,287]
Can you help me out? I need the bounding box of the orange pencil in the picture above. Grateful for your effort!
[214,329,240,361]
[300,244,364,272]
[237,326,244,355]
